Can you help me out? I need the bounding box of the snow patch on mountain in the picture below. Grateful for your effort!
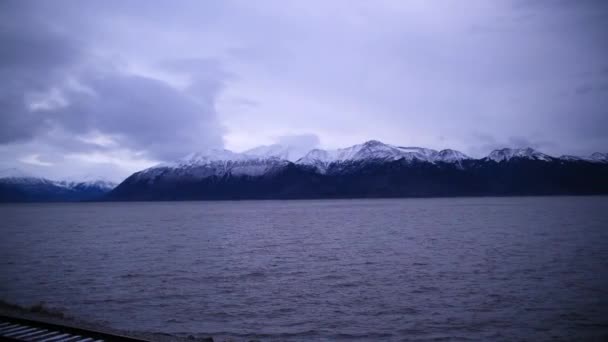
[559,155,584,161]
[297,140,471,173]
[169,149,249,166]
[136,148,290,181]
[243,144,309,161]
[127,141,606,180]
[297,140,431,166]
[0,168,49,185]
[295,149,337,173]
[0,168,117,191]
[55,179,117,191]
[589,152,608,163]
[433,149,471,163]
[486,148,553,162]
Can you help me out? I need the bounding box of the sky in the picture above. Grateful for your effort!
[1,0,607,181]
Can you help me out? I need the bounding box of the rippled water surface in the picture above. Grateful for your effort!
[1,197,608,341]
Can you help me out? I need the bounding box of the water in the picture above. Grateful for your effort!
[1,197,608,341]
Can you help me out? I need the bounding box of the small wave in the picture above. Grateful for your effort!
[233,271,267,280]
[411,285,439,294]
[330,332,394,339]
[204,329,321,340]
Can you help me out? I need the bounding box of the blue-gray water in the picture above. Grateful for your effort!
[1,197,608,341]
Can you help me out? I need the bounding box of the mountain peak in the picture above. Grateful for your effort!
[60,174,117,183]
[559,155,584,161]
[54,176,117,191]
[486,147,552,162]
[589,152,608,163]
[138,146,291,181]
[296,142,470,173]
[435,149,471,162]
[362,139,386,147]
[184,148,244,162]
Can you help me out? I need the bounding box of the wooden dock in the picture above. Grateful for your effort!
[0,315,150,342]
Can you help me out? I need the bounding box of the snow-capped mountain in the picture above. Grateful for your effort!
[55,178,117,191]
[128,140,475,180]
[589,152,608,163]
[559,155,585,162]
[0,168,53,185]
[485,147,553,162]
[134,148,290,181]
[0,169,117,190]
[5,141,606,202]
[243,144,311,162]
[108,140,608,201]
[559,153,608,163]
[0,169,116,202]
[433,149,471,163]
[296,140,471,173]
[126,140,607,180]
[77,179,116,190]
[294,149,337,173]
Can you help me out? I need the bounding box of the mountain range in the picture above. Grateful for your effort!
[2,140,607,202]
[0,169,116,202]
[108,140,608,201]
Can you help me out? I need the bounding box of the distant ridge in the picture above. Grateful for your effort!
[106,140,608,201]
[0,170,116,202]
[3,140,606,202]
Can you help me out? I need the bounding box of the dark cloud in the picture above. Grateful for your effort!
[0,5,82,143]
[506,136,557,151]
[1,0,607,179]
[512,0,608,11]
[0,1,226,161]
[64,70,224,159]
[575,82,608,95]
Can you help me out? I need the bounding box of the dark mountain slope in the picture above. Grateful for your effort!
[107,158,608,201]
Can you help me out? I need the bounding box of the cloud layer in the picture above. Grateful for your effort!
[1,0,607,180]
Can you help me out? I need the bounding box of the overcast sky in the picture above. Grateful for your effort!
[1,0,607,181]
